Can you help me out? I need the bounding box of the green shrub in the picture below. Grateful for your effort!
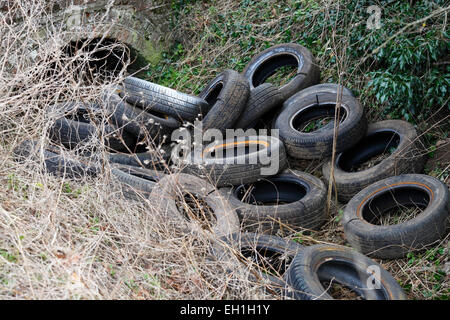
[148,0,449,123]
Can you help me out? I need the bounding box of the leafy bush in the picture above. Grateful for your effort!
[351,1,449,121]
[148,0,449,124]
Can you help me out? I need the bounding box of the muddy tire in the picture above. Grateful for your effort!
[342,174,449,259]
[221,169,327,234]
[243,43,320,100]
[274,91,367,159]
[199,69,250,132]
[120,76,210,122]
[286,244,407,300]
[322,120,426,203]
[234,83,283,129]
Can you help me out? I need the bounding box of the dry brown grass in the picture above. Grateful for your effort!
[0,161,281,299]
[0,0,286,300]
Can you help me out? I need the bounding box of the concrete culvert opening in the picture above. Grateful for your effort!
[63,37,133,83]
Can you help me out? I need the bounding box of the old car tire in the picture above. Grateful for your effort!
[243,43,320,100]
[322,120,426,203]
[274,92,367,159]
[150,173,240,237]
[286,244,407,300]
[178,135,287,188]
[13,140,100,179]
[111,165,165,201]
[199,69,250,132]
[103,91,180,143]
[234,83,283,129]
[222,169,327,234]
[48,110,136,152]
[120,76,210,122]
[342,174,449,259]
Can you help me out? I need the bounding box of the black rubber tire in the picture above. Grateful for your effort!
[243,43,320,101]
[274,91,367,159]
[13,140,100,179]
[342,174,449,259]
[199,69,250,132]
[149,173,240,237]
[286,244,407,300]
[282,83,354,109]
[221,169,327,234]
[212,232,303,295]
[103,92,180,143]
[234,83,283,129]
[265,83,351,131]
[47,101,103,116]
[179,135,287,188]
[111,165,165,201]
[107,150,168,170]
[322,120,426,203]
[120,76,210,122]
[278,83,354,120]
[113,164,166,182]
[48,109,136,152]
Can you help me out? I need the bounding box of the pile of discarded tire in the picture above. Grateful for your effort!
[14,43,448,300]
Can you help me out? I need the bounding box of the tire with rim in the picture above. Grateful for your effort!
[322,120,426,203]
[120,76,210,122]
[286,244,407,300]
[221,169,327,234]
[243,43,320,101]
[178,135,287,188]
[149,173,240,237]
[234,83,283,129]
[274,91,367,159]
[342,174,449,259]
[199,69,250,132]
[212,232,303,295]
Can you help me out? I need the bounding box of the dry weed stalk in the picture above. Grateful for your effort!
[0,0,282,300]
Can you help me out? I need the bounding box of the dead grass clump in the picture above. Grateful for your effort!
[0,1,287,299]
